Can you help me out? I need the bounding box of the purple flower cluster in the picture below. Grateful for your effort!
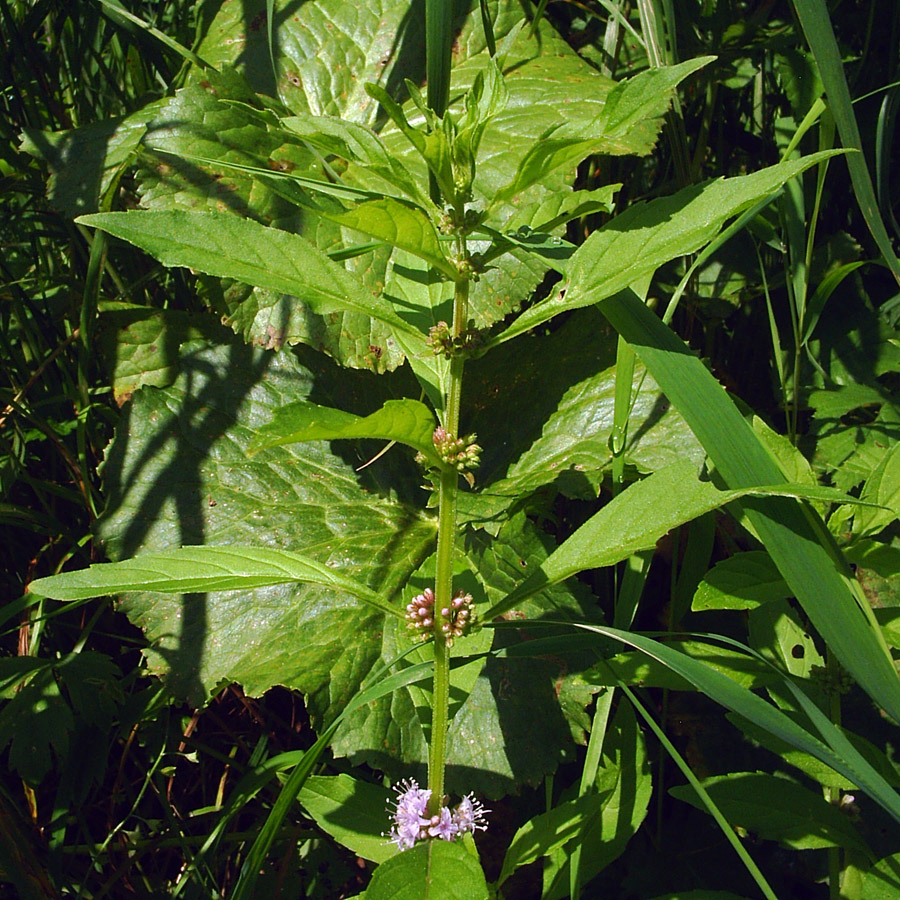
[387,779,489,851]
[405,588,474,645]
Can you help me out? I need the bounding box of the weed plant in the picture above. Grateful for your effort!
[5,1,900,898]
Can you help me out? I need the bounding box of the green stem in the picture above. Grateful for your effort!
[427,246,469,814]
[825,647,844,900]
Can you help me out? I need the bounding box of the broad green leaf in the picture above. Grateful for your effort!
[501,185,621,235]
[693,552,791,611]
[876,607,900,650]
[498,794,604,885]
[856,442,900,536]
[543,701,652,900]
[135,76,319,228]
[810,401,900,493]
[0,669,71,785]
[463,308,702,512]
[382,248,453,413]
[597,288,900,728]
[93,341,436,711]
[195,0,426,124]
[76,211,421,345]
[96,304,232,404]
[493,151,844,345]
[365,839,489,900]
[861,853,900,900]
[748,600,823,680]
[248,398,441,467]
[20,112,152,216]
[729,715,900,792]
[670,772,873,856]
[298,774,395,864]
[491,58,711,208]
[129,77,407,370]
[280,114,432,209]
[0,653,121,785]
[29,546,395,618]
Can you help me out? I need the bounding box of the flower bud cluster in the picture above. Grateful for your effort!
[405,587,475,645]
[387,779,489,850]
[426,321,483,359]
[433,426,481,472]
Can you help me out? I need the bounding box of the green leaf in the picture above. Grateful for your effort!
[670,772,873,856]
[729,714,900,791]
[0,653,121,785]
[30,546,395,617]
[502,186,621,235]
[135,76,319,227]
[280,114,432,210]
[693,552,791,611]
[585,641,778,691]
[856,442,900,536]
[76,211,421,345]
[298,774,395,864]
[383,249,453,414]
[92,341,436,710]
[498,794,604,885]
[493,151,845,345]
[248,398,440,467]
[491,58,711,208]
[20,113,151,216]
[365,839,489,900]
[463,308,702,510]
[328,197,457,279]
[97,304,232,404]
[861,852,900,900]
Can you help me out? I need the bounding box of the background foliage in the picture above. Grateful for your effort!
[3,0,900,897]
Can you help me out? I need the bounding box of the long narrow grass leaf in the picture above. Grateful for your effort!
[792,0,900,287]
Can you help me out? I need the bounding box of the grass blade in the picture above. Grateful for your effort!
[792,0,900,288]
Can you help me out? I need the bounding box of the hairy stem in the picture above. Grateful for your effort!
[427,233,469,813]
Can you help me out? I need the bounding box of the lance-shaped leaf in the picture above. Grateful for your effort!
[486,461,870,619]
[76,210,422,343]
[29,546,397,618]
[248,398,441,467]
[146,151,456,279]
[492,151,845,345]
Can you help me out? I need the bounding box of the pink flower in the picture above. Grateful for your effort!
[387,781,488,851]
[387,779,432,850]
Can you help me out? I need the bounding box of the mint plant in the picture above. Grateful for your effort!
[25,0,900,897]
